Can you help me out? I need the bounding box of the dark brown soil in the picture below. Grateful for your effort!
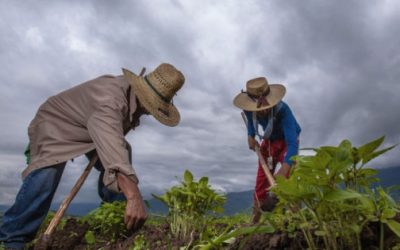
[227,231,306,250]
[33,218,187,250]
[50,218,89,250]
[31,217,400,250]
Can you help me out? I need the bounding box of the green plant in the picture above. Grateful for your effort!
[361,186,400,250]
[193,223,275,250]
[129,234,149,250]
[153,170,226,240]
[84,230,96,245]
[271,136,397,250]
[81,201,127,242]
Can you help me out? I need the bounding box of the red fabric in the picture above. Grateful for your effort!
[254,139,288,202]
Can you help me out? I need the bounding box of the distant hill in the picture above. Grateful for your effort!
[375,166,400,201]
[0,166,398,217]
[376,166,400,188]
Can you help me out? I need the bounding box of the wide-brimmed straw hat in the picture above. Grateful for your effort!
[122,63,185,127]
[233,77,286,111]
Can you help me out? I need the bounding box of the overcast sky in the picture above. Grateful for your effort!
[0,0,399,205]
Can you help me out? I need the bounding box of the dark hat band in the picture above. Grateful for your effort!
[144,76,170,103]
[242,88,270,108]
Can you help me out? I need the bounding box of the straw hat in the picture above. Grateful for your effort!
[122,63,185,127]
[233,77,286,111]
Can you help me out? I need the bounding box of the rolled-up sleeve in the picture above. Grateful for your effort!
[87,101,138,193]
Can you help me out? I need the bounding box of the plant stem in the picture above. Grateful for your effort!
[380,222,384,250]
[298,209,317,250]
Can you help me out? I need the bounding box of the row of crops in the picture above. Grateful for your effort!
[1,137,399,249]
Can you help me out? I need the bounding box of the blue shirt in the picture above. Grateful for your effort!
[244,101,301,165]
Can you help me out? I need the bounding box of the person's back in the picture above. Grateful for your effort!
[34,75,129,129]
[24,74,134,179]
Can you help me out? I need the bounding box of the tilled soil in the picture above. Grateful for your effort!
[227,231,306,250]
[31,217,400,250]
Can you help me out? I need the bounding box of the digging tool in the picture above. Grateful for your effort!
[241,112,276,187]
[35,67,147,250]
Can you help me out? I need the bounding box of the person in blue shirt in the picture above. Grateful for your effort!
[233,76,301,223]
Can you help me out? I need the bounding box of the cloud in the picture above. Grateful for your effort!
[0,0,399,206]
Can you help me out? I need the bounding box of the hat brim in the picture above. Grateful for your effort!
[122,68,180,127]
[233,84,286,111]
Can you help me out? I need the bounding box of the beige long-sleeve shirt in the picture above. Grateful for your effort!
[22,74,139,192]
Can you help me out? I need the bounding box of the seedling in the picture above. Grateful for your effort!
[81,201,127,242]
[153,170,226,240]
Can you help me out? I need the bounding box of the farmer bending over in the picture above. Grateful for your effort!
[0,63,185,250]
[233,77,301,224]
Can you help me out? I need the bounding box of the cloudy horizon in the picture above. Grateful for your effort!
[1,0,399,205]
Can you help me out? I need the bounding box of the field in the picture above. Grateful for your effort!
[24,211,400,250]
[1,137,400,250]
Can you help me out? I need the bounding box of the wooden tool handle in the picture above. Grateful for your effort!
[43,154,98,236]
[255,145,276,187]
[241,112,276,187]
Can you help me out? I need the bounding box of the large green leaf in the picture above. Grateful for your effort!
[324,189,362,201]
[361,145,396,165]
[339,139,353,150]
[377,187,398,207]
[184,170,194,184]
[381,208,396,220]
[386,219,400,237]
[357,136,384,158]
[199,176,209,186]
[317,146,339,157]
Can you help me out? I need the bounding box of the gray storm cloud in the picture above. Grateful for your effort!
[0,0,399,205]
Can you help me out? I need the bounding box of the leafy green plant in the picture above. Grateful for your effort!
[152,170,226,240]
[84,230,96,245]
[271,136,398,250]
[129,234,149,250]
[361,186,400,250]
[81,201,127,242]
[193,222,275,250]
[194,213,252,249]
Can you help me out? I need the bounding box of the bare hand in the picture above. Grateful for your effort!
[274,162,291,178]
[125,197,147,231]
[117,173,148,231]
[248,136,259,151]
